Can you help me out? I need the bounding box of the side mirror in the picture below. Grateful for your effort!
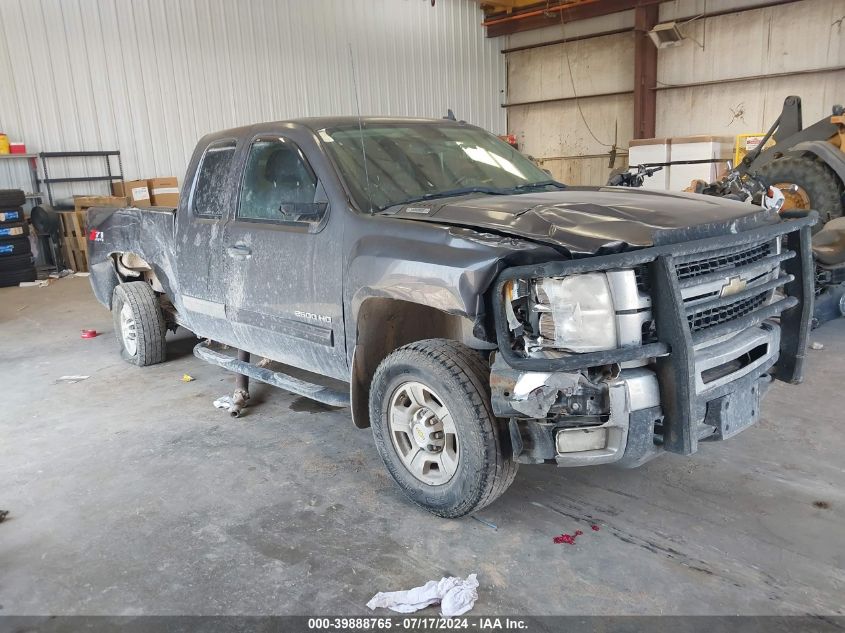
[278,202,328,221]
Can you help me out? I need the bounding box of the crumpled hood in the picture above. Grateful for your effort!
[386,186,780,255]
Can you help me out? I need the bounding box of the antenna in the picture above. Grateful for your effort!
[348,43,373,214]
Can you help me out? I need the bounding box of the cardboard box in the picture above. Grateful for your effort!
[73,195,129,211]
[112,180,151,207]
[147,177,180,207]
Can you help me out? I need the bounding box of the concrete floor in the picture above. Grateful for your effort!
[1,277,843,616]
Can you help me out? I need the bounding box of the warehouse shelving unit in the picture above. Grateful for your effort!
[39,150,123,210]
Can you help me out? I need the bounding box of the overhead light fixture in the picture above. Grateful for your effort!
[648,21,686,48]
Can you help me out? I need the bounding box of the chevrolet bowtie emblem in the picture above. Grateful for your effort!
[720,276,747,298]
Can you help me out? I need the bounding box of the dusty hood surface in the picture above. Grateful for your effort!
[385,186,779,255]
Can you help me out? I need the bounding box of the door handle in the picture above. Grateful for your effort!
[226,244,252,259]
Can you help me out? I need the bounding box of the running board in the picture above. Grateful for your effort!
[193,341,350,408]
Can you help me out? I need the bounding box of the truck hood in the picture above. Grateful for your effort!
[386,187,780,255]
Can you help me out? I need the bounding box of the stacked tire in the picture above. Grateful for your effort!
[0,189,36,287]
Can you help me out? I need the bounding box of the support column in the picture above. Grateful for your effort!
[633,4,659,139]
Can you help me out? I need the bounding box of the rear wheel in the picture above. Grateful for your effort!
[111,281,167,366]
[369,339,517,518]
[757,156,844,223]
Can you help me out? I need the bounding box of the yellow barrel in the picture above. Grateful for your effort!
[0,133,9,154]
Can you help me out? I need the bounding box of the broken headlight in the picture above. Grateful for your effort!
[506,273,618,354]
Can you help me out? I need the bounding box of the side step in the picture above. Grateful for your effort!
[193,341,350,408]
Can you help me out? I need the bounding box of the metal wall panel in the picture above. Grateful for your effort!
[655,0,845,138]
[0,0,505,195]
[504,0,841,186]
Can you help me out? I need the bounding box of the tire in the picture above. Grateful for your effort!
[0,236,32,257]
[0,189,26,208]
[111,281,167,367]
[0,266,36,287]
[0,207,24,224]
[757,156,844,223]
[0,253,34,272]
[369,339,518,518]
[0,221,28,238]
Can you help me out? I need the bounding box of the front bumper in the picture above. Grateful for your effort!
[489,213,815,466]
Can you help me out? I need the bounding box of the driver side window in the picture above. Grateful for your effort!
[238,137,326,227]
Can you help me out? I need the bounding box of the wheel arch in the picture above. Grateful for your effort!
[349,297,495,429]
[98,251,177,310]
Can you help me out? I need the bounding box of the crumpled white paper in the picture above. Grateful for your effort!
[366,573,479,617]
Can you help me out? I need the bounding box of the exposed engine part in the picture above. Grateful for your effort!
[229,349,252,417]
[490,352,609,419]
[229,388,250,418]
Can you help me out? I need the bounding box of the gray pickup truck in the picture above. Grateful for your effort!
[87,117,815,517]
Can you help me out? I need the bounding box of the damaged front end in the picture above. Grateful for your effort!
[489,213,816,468]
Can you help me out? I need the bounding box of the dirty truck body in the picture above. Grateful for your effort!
[87,117,815,517]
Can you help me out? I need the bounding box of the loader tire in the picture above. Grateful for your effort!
[757,156,844,224]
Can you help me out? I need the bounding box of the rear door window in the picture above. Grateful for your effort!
[192,140,236,218]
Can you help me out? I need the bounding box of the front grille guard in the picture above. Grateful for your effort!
[491,214,816,455]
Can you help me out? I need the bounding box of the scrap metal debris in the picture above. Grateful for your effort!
[57,375,89,384]
[213,392,249,417]
[367,573,479,617]
[471,515,498,530]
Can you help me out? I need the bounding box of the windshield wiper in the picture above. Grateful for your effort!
[496,180,567,194]
[390,186,506,208]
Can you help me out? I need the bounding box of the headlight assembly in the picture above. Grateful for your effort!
[506,272,618,355]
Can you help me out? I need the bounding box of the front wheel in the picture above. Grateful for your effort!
[369,339,517,518]
[111,281,167,366]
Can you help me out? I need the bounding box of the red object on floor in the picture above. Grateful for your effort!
[553,533,576,545]
[81,329,98,338]
[553,527,595,545]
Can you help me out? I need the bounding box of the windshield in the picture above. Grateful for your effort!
[319,123,558,211]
